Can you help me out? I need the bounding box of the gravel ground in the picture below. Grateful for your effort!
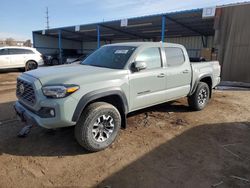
[0,69,250,188]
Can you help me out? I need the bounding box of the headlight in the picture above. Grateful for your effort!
[42,85,79,98]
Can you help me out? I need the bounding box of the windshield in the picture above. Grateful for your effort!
[81,45,136,69]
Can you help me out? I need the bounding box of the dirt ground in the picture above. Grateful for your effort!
[0,69,250,188]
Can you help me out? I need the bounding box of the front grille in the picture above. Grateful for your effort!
[16,78,36,105]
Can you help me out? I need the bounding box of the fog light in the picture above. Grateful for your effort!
[50,109,55,117]
[38,107,56,118]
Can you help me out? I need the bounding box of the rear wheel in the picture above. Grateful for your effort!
[25,61,37,71]
[75,102,121,152]
[188,82,210,111]
[51,58,59,65]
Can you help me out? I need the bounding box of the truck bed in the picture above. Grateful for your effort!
[190,61,221,89]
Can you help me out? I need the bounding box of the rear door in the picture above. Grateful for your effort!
[0,49,11,68]
[164,47,192,100]
[9,48,26,68]
[129,47,166,111]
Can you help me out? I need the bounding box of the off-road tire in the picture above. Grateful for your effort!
[75,102,121,152]
[188,82,210,111]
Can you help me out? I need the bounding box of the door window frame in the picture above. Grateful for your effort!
[129,47,164,72]
[164,47,186,67]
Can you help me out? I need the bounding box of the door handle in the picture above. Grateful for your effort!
[182,70,189,74]
[157,73,165,78]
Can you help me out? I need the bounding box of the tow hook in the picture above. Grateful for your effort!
[17,124,33,137]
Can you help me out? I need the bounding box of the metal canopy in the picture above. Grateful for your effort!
[33,8,215,43]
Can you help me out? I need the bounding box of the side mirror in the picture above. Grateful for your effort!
[133,61,147,71]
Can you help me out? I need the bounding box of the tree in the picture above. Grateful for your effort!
[24,40,32,47]
[5,38,15,46]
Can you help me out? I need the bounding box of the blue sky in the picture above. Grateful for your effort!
[0,0,248,40]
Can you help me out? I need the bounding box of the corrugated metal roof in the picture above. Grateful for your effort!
[33,6,217,42]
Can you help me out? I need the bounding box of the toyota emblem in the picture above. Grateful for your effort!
[19,84,25,94]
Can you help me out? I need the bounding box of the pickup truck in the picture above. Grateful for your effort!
[14,42,221,151]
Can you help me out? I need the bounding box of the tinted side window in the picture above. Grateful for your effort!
[8,49,34,55]
[0,49,8,55]
[165,47,185,66]
[23,49,35,54]
[9,49,21,55]
[135,47,161,69]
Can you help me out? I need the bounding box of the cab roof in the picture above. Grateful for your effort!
[105,42,184,48]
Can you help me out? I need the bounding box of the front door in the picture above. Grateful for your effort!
[129,47,166,111]
[0,49,11,68]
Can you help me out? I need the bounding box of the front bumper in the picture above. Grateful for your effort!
[14,101,39,127]
[37,58,45,66]
[14,101,76,129]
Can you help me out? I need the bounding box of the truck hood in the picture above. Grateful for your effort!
[25,63,126,85]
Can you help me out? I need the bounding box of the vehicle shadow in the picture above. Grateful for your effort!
[96,122,250,188]
[0,100,191,157]
[0,69,22,73]
[0,101,16,121]
[0,122,87,156]
[0,100,87,156]
[216,87,250,91]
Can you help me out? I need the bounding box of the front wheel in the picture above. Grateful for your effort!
[75,102,121,152]
[188,82,210,111]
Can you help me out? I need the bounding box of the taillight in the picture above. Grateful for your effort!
[41,55,46,60]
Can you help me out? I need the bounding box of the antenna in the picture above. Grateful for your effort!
[45,7,50,29]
